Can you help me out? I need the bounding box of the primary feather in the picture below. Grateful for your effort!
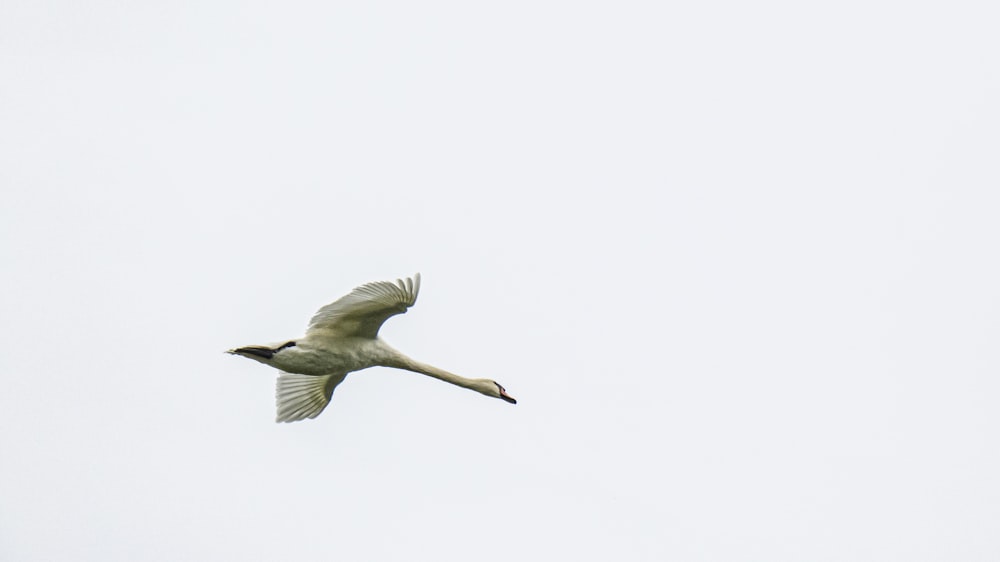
[307,273,421,339]
[275,372,346,423]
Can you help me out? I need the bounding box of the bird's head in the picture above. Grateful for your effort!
[481,380,517,404]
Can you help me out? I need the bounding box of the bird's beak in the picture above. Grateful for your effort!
[499,389,517,404]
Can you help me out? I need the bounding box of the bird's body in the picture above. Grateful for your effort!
[228,273,516,422]
[239,337,393,376]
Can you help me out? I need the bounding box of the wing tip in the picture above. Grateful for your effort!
[274,373,342,423]
[410,272,421,303]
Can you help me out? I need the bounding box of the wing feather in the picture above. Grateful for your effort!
[275,372,346,423]
[307,273,421,339]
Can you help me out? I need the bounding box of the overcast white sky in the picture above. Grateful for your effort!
[2,1,998,560]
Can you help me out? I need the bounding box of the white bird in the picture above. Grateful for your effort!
[228,273,516,422]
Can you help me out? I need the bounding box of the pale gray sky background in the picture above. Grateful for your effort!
[1,1,998,560]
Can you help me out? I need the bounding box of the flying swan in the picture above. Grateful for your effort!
[228,273,516,422]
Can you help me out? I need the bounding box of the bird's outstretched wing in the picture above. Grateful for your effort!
[306,273,421,339]
[275,372,347,423]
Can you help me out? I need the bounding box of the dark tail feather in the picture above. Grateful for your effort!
[228,341,296,360]
[231,346,276,359]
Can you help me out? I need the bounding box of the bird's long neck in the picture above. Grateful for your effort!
[383,347,479,391]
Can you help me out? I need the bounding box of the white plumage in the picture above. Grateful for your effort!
[228,273,516,422]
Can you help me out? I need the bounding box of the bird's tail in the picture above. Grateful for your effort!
[228,346,276,360]
[226,341,296,360]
